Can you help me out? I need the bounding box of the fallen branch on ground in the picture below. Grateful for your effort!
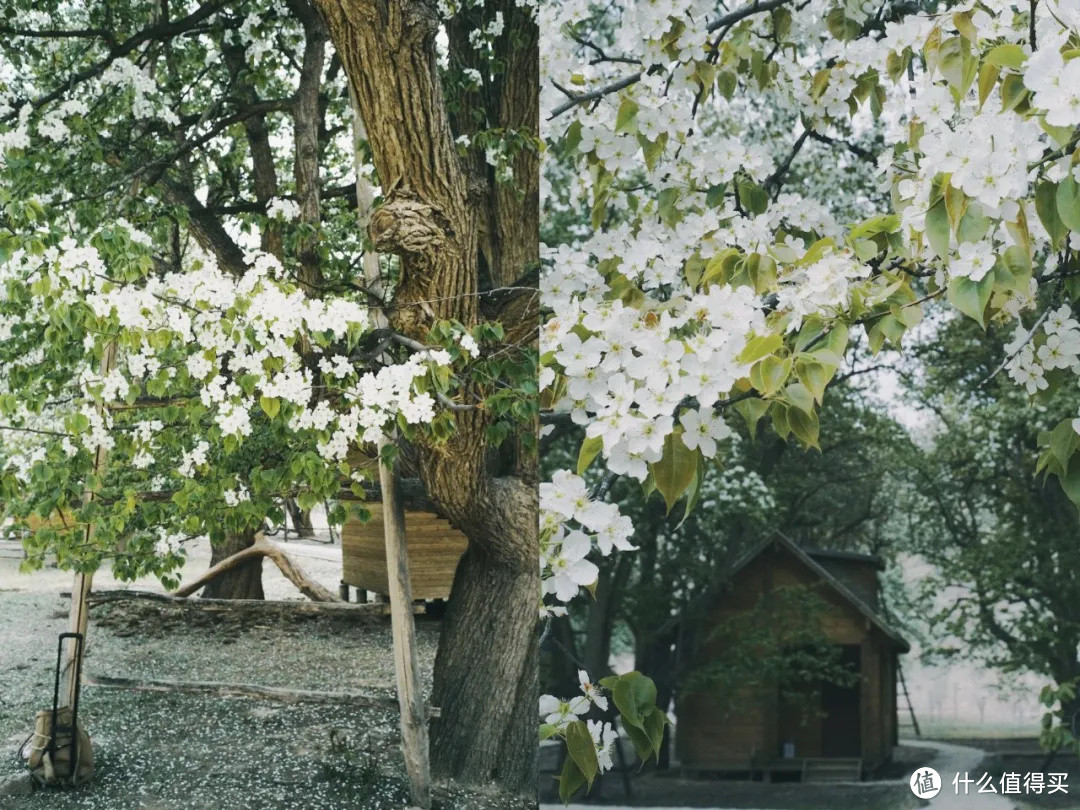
[84,674,441,717]
[173,532,341,602]
[75,588,420,615]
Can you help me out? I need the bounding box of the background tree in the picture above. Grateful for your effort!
[0,0,539,792]
[901,310,1080,753]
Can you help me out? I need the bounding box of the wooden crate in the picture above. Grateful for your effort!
[341,503,468,600]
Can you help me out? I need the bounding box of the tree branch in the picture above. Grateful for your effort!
[4,1,229,121]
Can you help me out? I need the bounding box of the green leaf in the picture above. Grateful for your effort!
[977,62,1000,108]
[953,11,977,42]
[737,334,782,364]
[639,132,666,172]
[999,72,1028,111]
[677,453,708,526]
[733,397,770,437]
[886,49,908,84]
[622,707,667,763]
[956,203,992,244]
[822,324,849,356]
[826,8,860,40]
[577,435,603,475]
[944,183,968,231]
[750,354,792,398]
[259,396,281,419]
[799,237,835,267]
[565,720,599,788]
[946,273,994,327]
[925,192,951,259]
[1056,454,1080,509]
[938,36,975,94]
[1036,181,1067,250]
[1056,174,1080,232]
[737,180,768,216]
[558,755,588,804]
[643,707,667,755]
[610,671,658,731]
[649,430,699,512]
[1041,118,1075,148]
[615,98,639,134]
[984,43,1027,69]
[783,382,815,414]
[796,359,833,404]
[1049,419,1079,468]
[770,402,791,440]
[788,407,820,449]
[848,213,899,241]
[716,70,737,100]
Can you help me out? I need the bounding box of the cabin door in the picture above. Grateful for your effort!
[821,645,861,757]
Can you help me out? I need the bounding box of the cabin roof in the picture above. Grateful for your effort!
[803,546,886,571]
[728,530,910,653]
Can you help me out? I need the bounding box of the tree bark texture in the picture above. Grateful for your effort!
[200,529,265,600]
[313,0,539,793]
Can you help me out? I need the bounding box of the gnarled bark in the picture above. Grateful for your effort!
[314,0,539,794]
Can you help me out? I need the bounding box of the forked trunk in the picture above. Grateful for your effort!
[201,529,264,600]
[430,540,539,791]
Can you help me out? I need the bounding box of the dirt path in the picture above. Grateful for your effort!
[912,740,1013,809]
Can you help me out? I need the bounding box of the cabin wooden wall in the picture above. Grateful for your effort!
[676,545,901,769]
[861,636,882,763]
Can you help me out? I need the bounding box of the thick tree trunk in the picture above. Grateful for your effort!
[422,475,538,793]
[201,529,264,600]
[431,541,538,789]
[314,0,538,795]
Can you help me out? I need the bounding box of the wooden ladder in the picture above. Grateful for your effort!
[898,663,922,739]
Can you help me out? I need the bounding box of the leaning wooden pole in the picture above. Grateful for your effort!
[62,339,117,709]
[353,94,431,809]
[378,437,431,807]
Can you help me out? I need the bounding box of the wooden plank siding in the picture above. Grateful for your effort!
[341,504,467,600]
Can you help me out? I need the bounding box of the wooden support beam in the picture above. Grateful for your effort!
[379,436,432,808]
[61,340,117,710]
[354,92,431,809]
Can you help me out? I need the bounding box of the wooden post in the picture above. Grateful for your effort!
[61,340,117,709]
[353,94,431,808]
[378,437,431,808]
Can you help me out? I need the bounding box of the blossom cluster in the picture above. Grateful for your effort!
[539,670,619,773]
[539,471,634,611]
[0,226,454,504]
[1008,306,1080,397]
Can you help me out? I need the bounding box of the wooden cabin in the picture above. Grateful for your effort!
[675,533,908,780]
[340,502,467,601]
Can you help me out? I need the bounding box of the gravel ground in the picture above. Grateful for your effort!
[0,549,531,810]
[539,777,921,810]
